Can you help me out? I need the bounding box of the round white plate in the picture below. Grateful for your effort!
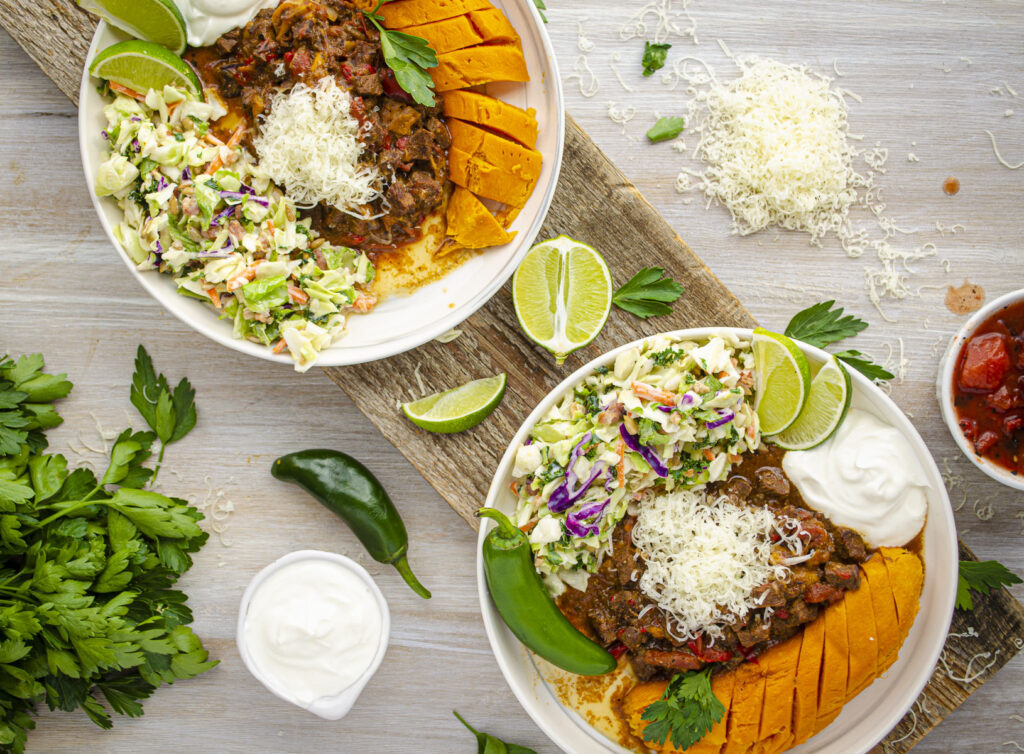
[476,327,958,754]
[78,0,564,367]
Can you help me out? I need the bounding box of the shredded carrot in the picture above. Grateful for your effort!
[204,123,246,175]
[272,339,288,354]
[616,437,626,487]
[703,448,715,462]
[109,81,146,101]
[718,371,729,380]
[205,287,222,309]
[287,284,309,304]
[631,381,677,406]
[226,260,263,291]
[519,520,537,534]
[508,481,520,496]
[353,294,377,312]
[685,468,695,478]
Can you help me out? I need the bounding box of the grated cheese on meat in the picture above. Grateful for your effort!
[632,490,790,642]
[254,77,382,213]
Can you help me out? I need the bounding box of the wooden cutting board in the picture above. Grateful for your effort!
[4,3,1021,751]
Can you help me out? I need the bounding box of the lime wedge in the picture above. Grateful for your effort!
[89,40,203,99]
[402,374,507,433]
[753,328,812,435]
[513,236,612,365]
[772,357,852,450]
[78,0,188,54]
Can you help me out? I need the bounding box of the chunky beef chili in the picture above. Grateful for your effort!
[556,444,870,681]
[186,0,450,250]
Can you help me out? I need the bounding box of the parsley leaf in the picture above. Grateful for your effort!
[784,300,868,348]
[641,668,724,750]
[532,0,548,23]
[364,4,438,106]
[128,345,197,483]
[957,559,1023,611]
[832,350,895,382]
[642,41,671,76]
[647,116,685,143]
[613,267,685,318]
[454,710,538,754]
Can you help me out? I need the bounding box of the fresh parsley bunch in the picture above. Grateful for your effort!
[641,667,725,750]
[0,347,215,753]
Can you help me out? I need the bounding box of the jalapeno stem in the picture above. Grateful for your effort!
[391,553,432,599]
[476,507,524,550]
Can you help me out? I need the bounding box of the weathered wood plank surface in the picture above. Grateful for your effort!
[1,1,1022,752]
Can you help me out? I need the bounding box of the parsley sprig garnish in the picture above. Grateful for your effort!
[641,668,725,750]
[363,0,439,106]
[454,710,537,753]
[0,347,214,750]
[784,300,894,382]
[957,559,1022,611]
[642,41,671,76]
[647,116,685,143]
[613,267,685,319]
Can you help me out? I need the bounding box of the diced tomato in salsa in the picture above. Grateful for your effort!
[959,333,1010,392]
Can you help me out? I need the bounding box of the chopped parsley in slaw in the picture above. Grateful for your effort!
[95,86,375,371]
[510,333,760,593]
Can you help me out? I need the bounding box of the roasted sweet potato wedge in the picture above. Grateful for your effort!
[816,597,849,727]
[378,0,493,28]
[431,44,529,90]
[398,8,519,54]
[861,553,901,678]
[880,547,924,641]
[844,569,878,697]
[442,90,539,147]
[791,613,825,746]
[756,638,801,749]
[445,186,513,248]
[721,662,767,754]
[448,146,535,207]
[447,119,542,180]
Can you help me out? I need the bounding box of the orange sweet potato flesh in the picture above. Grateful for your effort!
[844,566,879,697]
[378,0,493,28]
[721,662,767,754]
[791,613,825,747]
[445,186,513,248]
[880,546,924,641]
[398,9,519,54]
[862,553,901,678]
[447,118,542,181]
[448,146,535,207]
[756,638,801,750]
[431,44,529,91]
[624,673,734,754]
[816,597,849,727]
[442,90,539,148]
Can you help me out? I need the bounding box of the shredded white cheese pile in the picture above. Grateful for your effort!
[633,490,790,641]
[254,77,382,213]
[687,58,866,245]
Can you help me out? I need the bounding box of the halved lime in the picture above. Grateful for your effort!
[402,374,507,433]
[513,236,612,365]
[89,40,203,99]
[78,0,188,54]
[771,357,852,450]
[753,328,812,435]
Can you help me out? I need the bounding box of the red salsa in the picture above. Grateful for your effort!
[953,298,1024,475]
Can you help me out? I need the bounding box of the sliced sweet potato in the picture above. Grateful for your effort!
[756,636,801,749]
[441,90,539,147]
[431,44,529,91]
[378,0,493,28]
[844,580,878,698]
[448,146,534,207]
[398,9,518,54]
[816,598,848,726]
[791,613,825,747]
[880,547,924,641]
[447,118,542,180]
[861,553,901,678]
[445,186,513,248]
[689,670,735,754]
[721,661,767,754]
[467,8,520,42]
[623,672,733,754]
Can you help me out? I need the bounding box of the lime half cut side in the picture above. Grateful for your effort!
[513,236,612,365]
[89,40,203,99]
[78,0,188,54]
[772,357,852,450]
[402,374,507,434]
[753,328,812,435]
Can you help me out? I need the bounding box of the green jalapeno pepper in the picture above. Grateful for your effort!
[272,449,431,599]
[478,507,616,675]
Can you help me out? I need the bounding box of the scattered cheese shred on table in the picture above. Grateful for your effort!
[254,77,383,213]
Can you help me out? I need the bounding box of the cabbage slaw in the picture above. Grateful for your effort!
[510,333,761,593]
[95,85,375,371]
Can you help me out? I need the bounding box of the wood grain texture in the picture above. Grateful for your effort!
[1,1,1023,752]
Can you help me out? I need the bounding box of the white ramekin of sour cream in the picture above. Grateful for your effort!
[237,550,390,720]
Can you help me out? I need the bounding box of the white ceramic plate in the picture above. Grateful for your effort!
[476,327,958,754]
[78,0,564,366]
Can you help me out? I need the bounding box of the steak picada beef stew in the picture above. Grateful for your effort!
[187,0,451,250]
[557,445,870,681]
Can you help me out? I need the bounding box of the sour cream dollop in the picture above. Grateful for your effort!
[173,0,280,48]
[242,558,383,708]
[781,409,927,548]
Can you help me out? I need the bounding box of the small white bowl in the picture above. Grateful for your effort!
[937,287,1024,491]
[236,550,390,720]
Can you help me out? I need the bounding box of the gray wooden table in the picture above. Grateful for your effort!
[2,0,1023,751]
